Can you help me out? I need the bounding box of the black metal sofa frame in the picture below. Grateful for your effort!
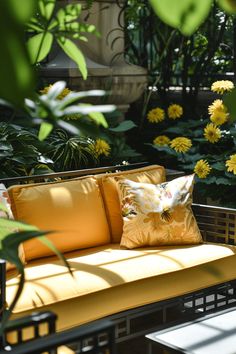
[0,163,236,354]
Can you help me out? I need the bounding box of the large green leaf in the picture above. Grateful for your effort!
[38,0,56,20]
[0,219,38,242]
[218,0,236,13]
[57,37,87,79]
[9,0,36,22]
[0,2,35,105]
[149,0,213,35]
[27,32,54,64]
[223,88,236,122]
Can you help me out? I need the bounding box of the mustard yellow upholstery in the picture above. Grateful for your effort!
[118,175,202,248]
[8,177,110,261]
[98,165,166,242]
[8,243,236,332]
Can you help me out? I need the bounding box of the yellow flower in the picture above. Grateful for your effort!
[204,123,221,143]
[153,135,170,146]
[170,137,192,153]
[211,80,234,94]
[194,160,212,178]
[208,99,228,126]
[40,85,72,100]
[92,139,111,157]
[147,107,165,123]
[167,104,183,119]
[225,154,236,175]
[208,99,224,114]
[64,114,81,120]
[210,110,228,126]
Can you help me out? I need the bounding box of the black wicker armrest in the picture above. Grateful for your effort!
[1,317,115,354]
[0,260,6,316]
[192,203,236,245]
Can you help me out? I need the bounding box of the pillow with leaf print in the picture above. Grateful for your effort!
[117,174,202,249]
[0,184,25,269]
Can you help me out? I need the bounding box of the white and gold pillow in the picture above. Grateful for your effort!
[118,175,202,249]
[0,184,25,269]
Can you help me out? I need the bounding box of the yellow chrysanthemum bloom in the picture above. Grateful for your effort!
[211,80,234,94]
[208,99,225,114]
[167,104,183,119]
[147,107,165,123]
[93,139,111,157]
[170,137,192,153]
[210,110,228,126]
[194,160,212,178]
[225,154,236,175]
[153,135,170,146]
[204,123,221,143]
[64,114,81,120]
[40,85,72,100]
[208,99,228,126]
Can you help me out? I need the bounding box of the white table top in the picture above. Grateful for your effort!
[146,307,236,354]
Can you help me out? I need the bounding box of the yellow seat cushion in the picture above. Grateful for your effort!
[7,243,236,332]
[8,177,110,261]
[98,165,166,242]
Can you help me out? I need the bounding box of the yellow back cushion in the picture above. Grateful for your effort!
[98,165,165,242]
[8,177,110,261]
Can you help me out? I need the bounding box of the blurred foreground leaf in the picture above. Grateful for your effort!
[149,0,212,35]
[0,1,35,105]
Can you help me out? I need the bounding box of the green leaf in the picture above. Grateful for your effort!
[2,230,50,251]
[57,37,87,79]
[218,0,236,13]
[0,2,35,105]
[56,4,82,25]
[63,104,115,116]
[149,0,212,35]
[38,122,54,141]
[197,176,217,184]
[109,120,137,132]
[150,143,178,156]
[211,162,226,171]
[164,126,184,134]
[223,88,236,122]
[27,32,53,64]
[38,0,56,20]
[215,177,231,185]
[9,0,36,22]
[0,219,38,239]
[57,90,106,109]
[88,111,108,128]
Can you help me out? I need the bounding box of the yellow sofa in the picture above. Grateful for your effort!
[4,164,236,345]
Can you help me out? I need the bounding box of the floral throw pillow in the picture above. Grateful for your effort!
[118,175,202,249]
[0,183,14,219]
[0,184,25,269]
